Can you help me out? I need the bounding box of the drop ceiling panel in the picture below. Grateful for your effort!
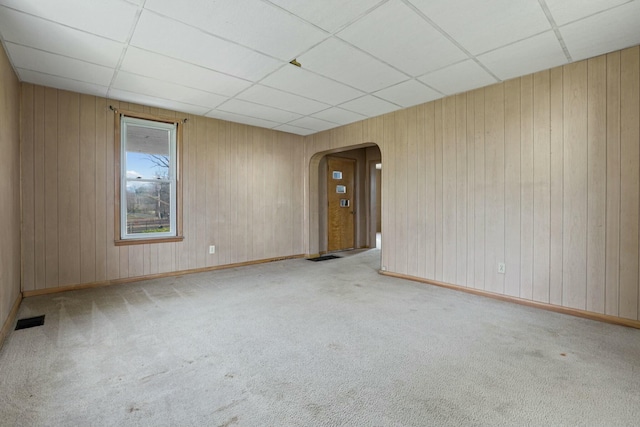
[268,0,385,32]
[206,110,280,129]
[144,0,327,60]
[113,71,228,109]
[261,66,364,105]
[544,0,630,26]
[560,1,640,61]
[6,43,114,86]
[218,99,303,123]
[338,0,467,76]
[419,60,498,95]
[120,47,251,97]
[0,7,124,67]
[298,38,408,92]
[236,85,330,115]
[110,89,211,116]
[0,0,139,42]
[478,31,568,81]
[339,95,399,117]
[287,117,337,132]
[272,124,316,136]
[311,108,368,126]
[410,0,551,55]
[18,69,108,98]
[130,11,281,81]
[374,79,442,107]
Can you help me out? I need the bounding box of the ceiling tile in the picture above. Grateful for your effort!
[113,71,228,109]
[7,43,114,86]
[272,124,316,136]
[144,0,327,60]
[339,95,399,117]
[409,0,551,55]
[374,79,442,107]
[0,7,124,67]
[206,110,280,129]
[268,0,385,32]
[130,11,282,81]
[544,0,630,26]
[338,0,467,76]
[109,88,211,116]
[478,31,568,81]
[261,65,364,105]
[218,99,303,123]
[298,38,407,92]
[236,85,330,115]
[560,0,640,61]
[0,0,139,42]
[121,47,251,97]
[18,68,108,97]
[287,117,337,132]
[419,60,498,95]
[311,108,368,125]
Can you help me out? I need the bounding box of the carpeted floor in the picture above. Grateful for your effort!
[1,248,639,426]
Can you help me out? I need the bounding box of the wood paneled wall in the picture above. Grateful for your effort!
[20,86,305,292]
[0,42,21,333]
[305,46,640,321]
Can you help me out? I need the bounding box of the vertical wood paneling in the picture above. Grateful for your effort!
[563,61,588,310]
[504,79,521,297]
[533,71,551,303]
[465,93,475,288]
[383,114,396,272]
[94,97,107,282]
[395,111,409,274]
[473,90,485,290]
[434,100,444,281]
[549,67,564,306]
[455,94,467,286]
[105,101,119,280]
[605,51,621,316]
[520,75,534,300]
[44,88,59,287]
[424,103,436,279]
[34,85,46,288]
[79,94,96,284]
[442,97,457,283]
[586,56,607,313]
[416,105,427,279]
[406,107,419,277]
[619,47,640,319]
[21,85,35,292]
[484,84,505,294]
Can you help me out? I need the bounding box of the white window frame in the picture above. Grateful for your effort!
[120,116,177,241]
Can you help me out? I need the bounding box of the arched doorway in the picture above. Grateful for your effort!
[307,143,382,261]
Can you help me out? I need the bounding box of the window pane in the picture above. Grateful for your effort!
[125,124,170,180]
[125,181,171,235]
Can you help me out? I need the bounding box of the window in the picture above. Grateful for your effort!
[115,111,183,245]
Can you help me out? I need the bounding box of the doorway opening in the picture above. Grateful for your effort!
[314,145,382,260]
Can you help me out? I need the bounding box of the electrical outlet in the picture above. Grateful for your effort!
[209,245,215,254]
[497,262,506,274]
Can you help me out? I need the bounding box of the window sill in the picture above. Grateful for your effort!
[115,236,184,246]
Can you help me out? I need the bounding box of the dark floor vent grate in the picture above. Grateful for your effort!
[15,315,45,330]
[307,255,341,262]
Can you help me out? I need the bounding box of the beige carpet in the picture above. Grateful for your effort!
[1,249,639,426]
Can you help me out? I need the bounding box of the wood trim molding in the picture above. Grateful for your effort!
[114,236,184,246]
[0,294,22,349]
[22,254,306,298]
[113,109,184,244]
[380,270,640,330]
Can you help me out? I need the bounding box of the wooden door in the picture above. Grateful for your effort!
[327,156,355,251]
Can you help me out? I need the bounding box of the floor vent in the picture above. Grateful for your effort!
[15,315,45,330]
[307,255,341,262]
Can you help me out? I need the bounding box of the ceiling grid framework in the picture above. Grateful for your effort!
[0,0,638,135]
